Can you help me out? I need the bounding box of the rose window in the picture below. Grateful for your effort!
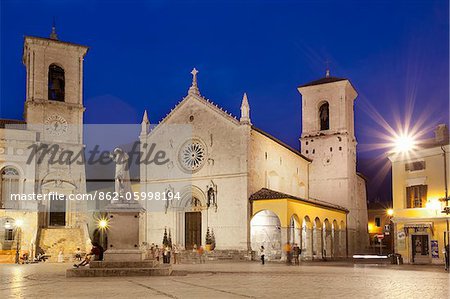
[179,140,206,172]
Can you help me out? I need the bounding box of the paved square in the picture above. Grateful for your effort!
[1,262,449,298]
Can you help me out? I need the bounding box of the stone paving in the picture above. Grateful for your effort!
[0,262,449,299]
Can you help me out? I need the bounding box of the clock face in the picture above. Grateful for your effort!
[45,115,68,136]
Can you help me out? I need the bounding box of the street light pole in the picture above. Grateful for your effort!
[15,226,21,264]
[441,145,449,272]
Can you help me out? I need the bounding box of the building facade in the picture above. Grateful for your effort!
[141,70,368,258]
[388,124,449,264]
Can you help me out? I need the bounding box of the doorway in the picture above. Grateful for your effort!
[185,211,201,250]
[412,234,430,264]
[49,195,66,226]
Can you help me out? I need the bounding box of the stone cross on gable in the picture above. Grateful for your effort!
[188,68,200,96]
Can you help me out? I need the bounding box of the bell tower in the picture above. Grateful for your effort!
[23,27,88,144]
[298,71,367,254]
[21,27,90,245]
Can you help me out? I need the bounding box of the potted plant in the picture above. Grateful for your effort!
[205,227,212,251]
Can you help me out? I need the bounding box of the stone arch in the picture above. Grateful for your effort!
[48,63,65,101]
[318,101,330,131]
[0,165,22,209]
[302,216,313,260]
[313,217,323,259]
[251,210,282,260]
[173,185,207,249]
[0,217,17,250]
[332,220,340,258]
[289,214,301,247]
[323,219,332,259]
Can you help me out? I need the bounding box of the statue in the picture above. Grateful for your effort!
[110,147,132,201]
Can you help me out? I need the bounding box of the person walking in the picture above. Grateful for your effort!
[284,242,292,265]
[197,246,205,263]
[260,245,265,265]
[173,244,180,264]
[293,243,300,265]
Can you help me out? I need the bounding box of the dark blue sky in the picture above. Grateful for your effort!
[1,0,449,201]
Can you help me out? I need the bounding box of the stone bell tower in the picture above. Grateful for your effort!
[22,26,90,258]
[298,70,367,254]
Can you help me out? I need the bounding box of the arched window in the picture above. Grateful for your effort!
[0,167,20,209]
[319,102,329,131]
[48,64,65,101]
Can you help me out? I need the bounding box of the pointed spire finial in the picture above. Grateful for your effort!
[240,92,251,125]
[325,59,330,78]
[50,17,58,40]
[188,68,200,96]
[141,110,149,135]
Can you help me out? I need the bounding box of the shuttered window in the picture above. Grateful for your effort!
[406,185,427,208]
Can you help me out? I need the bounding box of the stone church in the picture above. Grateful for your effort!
[0,30,368,262]
[141,70,369,258]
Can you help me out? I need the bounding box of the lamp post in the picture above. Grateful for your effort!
[386,209,394,256]
[97,218,109,249]
[441,145,449,272]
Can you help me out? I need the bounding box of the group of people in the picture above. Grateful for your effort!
[149,243,180,264]
[260,242,302,265]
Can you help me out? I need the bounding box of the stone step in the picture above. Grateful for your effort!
[66,266,172,277]
[89,260,158,268]
[38,228,87,262]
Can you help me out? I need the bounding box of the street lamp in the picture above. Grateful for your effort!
[440,145,449,272]
[393,134,416,153]
[97,217,109,249]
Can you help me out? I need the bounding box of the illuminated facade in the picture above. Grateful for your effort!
[388,124,449,264]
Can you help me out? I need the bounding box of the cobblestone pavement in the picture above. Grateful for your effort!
[0,262,449,299]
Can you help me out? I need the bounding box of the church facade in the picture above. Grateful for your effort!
[140,69,368,258]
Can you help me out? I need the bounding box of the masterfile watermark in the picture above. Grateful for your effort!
[27,141,170,169]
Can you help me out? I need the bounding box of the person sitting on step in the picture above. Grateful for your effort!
[73,242,104,268]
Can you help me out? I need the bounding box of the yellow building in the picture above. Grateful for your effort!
[388,124,449,264]
[367,202,393,254]
[250,188,348,260]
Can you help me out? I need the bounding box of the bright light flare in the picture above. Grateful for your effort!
[15,219,24,228]
[393,134,416,153]
[97,218,109,229]
[386,209,394,216]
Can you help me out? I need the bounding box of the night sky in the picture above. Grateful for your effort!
[1,0,449,202]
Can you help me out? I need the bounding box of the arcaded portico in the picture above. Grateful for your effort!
[250,188,348,260]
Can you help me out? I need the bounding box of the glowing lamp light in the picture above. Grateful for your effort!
[98,219,109,229]
[426,200,441,211]
[394,134,416,153]
[387,209,394,216]
[15,219,24,228]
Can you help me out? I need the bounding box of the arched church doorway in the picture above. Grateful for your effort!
[185,197,202,250]
[302,216,313,259]
[323,219,332,259]
[289,214,301,246]
[250,210,282,260]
